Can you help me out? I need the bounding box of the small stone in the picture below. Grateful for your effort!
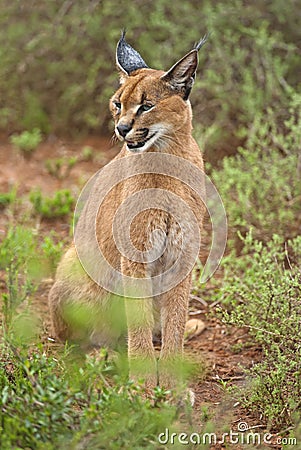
[185,318,206,340]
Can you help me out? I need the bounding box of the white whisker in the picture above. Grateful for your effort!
[110,133,119,146]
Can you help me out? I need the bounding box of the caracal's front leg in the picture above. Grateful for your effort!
[121,258,157,389]
[158,274,191,389]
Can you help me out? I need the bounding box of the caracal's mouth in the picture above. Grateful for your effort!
[125,132,157,153]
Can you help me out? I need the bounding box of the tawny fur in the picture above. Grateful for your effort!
[49,44,205,389]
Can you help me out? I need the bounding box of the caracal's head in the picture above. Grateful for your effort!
[110,32,208,153]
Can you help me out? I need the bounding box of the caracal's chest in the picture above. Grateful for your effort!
[119,172,200,275]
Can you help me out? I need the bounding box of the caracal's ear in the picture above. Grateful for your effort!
[161,34,209,100]
[116,30,148,83]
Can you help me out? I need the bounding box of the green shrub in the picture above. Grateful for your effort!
[0,227,39,333]
[215,233,301,430]
[0,188,16,209]
[45,147,93,179]
[0,226,37,272]
[0,0,300,149]
[0,348,81,449]
[45,156,77,179]
[10,128,42,154]
[29,189,74,219]
[81,145,94,161]
[41,233,64,273]
[210,90,301,242]
[0,346,178,450]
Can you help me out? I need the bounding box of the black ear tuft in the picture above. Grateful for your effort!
[194,33,210,51]
[116,31,148,75]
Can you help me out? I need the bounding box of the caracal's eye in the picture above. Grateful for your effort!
[137,103,154,115]
[113,101,121,112]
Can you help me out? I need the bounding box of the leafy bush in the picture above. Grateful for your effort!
[29,189,74,219]
[10,128,42,154]
[215,233,301,430]
[41,233,64,273]
[0,346,178,449]
[0,188,16,209]
[0,0,300,153]
[81,145,94,161]
[210,91,301,242]
[45,156,77,179]
[0,227,39,333]
[45,146,94,179]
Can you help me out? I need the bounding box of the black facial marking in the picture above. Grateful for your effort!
[141,92,147,104]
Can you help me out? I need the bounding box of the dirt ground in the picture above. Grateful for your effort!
[0,136,284,449]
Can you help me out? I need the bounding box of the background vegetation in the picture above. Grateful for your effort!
[1,0,300,157]
[0,0,300,448]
